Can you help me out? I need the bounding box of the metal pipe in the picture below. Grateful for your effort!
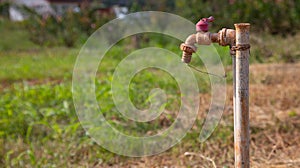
[179,17,251,168]
[234,23,250,168]
[231,50,236,163]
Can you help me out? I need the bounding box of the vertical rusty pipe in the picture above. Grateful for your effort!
[234,23,250,168]
[232,50,236,156]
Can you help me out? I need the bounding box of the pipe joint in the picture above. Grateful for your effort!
[218,28,236,46]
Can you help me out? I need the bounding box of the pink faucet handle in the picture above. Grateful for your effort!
[206,16,215,22]
[196,16,214,32]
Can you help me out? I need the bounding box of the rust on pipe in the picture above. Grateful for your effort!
[180,43,196,63]
[210,33,219,43]
[232,49,236,166]
[234,23,250,168]
[218,28,236,46]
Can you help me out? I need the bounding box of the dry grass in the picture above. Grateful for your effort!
[101,63,300,168]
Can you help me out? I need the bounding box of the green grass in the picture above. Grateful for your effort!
[0,48,77,82]
[0,29,219,166]
[0,81,121,166]
[1,20,299,167]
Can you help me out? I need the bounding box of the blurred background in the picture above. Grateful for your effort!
[0,0,299,167]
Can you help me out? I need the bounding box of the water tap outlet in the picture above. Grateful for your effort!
[180,43,196,63]
[196,16,214,32]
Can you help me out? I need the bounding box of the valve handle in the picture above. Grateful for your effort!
[196,16,214,32]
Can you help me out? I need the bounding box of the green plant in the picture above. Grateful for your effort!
[22,4,115,48]
[172,0,300,35]
[0,1,10,19]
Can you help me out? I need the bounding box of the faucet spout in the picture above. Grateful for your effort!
[180,34,197,63]
[180,31,213,63]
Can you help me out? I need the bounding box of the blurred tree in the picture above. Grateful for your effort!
[172,0,300,35]
[0,1,10,19]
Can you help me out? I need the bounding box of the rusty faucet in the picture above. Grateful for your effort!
[180,17,251,168]
[180,16,236,63]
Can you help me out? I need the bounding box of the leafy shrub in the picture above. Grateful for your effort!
[23,5,114,47]
[0,1,10,19]
[173,0,300,35]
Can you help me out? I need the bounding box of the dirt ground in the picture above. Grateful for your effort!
[103,63,300,168]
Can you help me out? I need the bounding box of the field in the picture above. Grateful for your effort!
[1,20,300,167]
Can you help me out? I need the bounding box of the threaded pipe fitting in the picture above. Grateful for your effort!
[181,52,192,63]
[180,43,196,63]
